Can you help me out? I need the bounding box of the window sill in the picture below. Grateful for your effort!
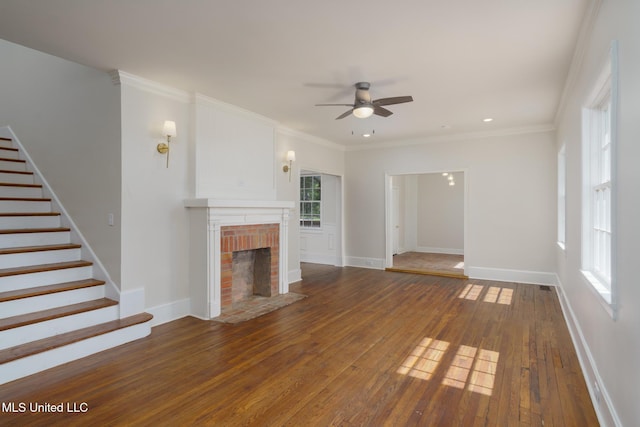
[300,227,323,234]
[581,270,617,320]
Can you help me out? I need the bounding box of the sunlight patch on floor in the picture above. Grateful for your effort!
[399,339,500,396]
[397,338,449,380]
[459,284,484,300]
[459,284,514,305]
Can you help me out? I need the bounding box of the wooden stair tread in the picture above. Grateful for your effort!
[0,312,153,364]
[0,147,19,152]
[0,182,42,188]
[0,158,26,163]
[0,298,118,332]
[0,243,81,255]
[0,197,51,202]
[0,137,12,141]
[0,260,92,277]
[385,267,469,279]
[0,212,60,217]
[0,169,33,175]
[0,226,70,235]
[0,278,105,303]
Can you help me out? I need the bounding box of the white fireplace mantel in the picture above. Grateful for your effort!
[185,199,295,319]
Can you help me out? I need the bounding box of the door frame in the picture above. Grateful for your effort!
[384,170,469,275]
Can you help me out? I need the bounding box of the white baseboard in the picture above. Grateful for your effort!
[300,252,341,266]
[147,298,191,327]
[288,268,302,284]
[555,278,621,427]
[345,256,385,270]
[466,266,557,285]
[416,246,464,255]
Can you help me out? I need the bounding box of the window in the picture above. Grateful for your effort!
[300,175,321,228]
[558,144,566,249]
[581,41,617,310]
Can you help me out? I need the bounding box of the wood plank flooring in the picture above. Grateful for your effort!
[0,263,598,426]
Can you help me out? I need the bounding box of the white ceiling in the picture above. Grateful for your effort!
[0,0,589,147]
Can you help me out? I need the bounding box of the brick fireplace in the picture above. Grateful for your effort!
[185,199,294,319]
[221,223,279,308]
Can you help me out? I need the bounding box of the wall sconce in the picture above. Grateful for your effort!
[282,150,296,181]
[157,120,177,168]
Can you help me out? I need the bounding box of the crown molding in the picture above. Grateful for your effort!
[109,70,192,103]
[345,123,556,152]
[554,0,603,124]
[276,126,345,152]
[194,93,278,127]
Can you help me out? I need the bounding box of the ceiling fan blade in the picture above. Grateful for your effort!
[372,96,413,106]
[316,103,354,107]
[374,106,393,117]
[335,109,354,120]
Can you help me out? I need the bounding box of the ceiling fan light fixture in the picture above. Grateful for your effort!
[353,105,374,119]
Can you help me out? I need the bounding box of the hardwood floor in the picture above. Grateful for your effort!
[0,264,598,426]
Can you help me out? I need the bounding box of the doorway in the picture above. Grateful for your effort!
[299,170,344,266]
[385,172,467,278]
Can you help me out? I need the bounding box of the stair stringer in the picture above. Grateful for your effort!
[0,126,126,315]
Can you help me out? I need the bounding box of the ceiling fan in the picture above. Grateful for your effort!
[315,82,413,120]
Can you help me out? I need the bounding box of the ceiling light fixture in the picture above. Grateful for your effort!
[353,104,374,119]
[483,118,494,122]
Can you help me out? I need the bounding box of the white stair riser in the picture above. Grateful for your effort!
[0,305,119,350]
[0,160,26,172]
[0,150,20,159]
[0,200,51,213]
[0,322,151,385]
[0,285,106,318]
[0,231,70,249]
[0,172,34,184]
[0,140,13,149]
[0,149,20,160]
[0,186,43,198]
[0,265,93,292]
[0,215,60,229]
[0,248,81,269]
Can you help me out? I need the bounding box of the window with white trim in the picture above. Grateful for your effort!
[581,41,617,307]
[300,175,321,228]
[557,144,566,249]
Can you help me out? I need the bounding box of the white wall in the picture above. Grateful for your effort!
[345,131,556,282]
[194,94,277,200]
[0,40,122,283]
[416,172,464,254]
[555,1,640,425]
[275,128,345,282]
[117,74,192,319]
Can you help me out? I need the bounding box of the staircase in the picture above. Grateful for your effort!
[0,132,152,385]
